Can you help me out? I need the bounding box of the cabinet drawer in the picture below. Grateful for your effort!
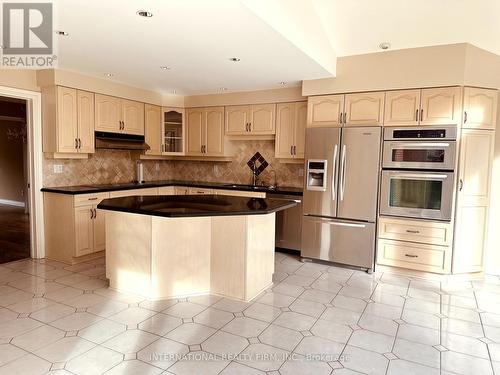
[188,188,213,195]
[378,217,452,246]
[377,239,451,274]
[214,189,266,198]
[158,186,175,195]
[74,192,110,207]
[174,187,189,195]
[109,188,158,198]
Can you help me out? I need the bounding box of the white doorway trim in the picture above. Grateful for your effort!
[0,85,44,259]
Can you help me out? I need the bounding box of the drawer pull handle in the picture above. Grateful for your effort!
[405,254,418,258]
[88,197,98,201]
[406,230,420,234]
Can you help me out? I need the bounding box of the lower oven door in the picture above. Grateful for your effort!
[380,170,454,221]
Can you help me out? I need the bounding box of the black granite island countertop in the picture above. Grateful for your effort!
[97,194,298,218]
[41,180,303,196]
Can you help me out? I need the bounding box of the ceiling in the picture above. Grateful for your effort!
[53,0,500,96]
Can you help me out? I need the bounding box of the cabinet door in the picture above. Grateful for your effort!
[344,92,385,126]
[420,87,461,126]
[145,104,162,155]
[56,86,78,153]
[463,87,498,130]
[307,95,344,127]
[293,101,308,159]
[95,94,121,133]
[384,89,421,127]
[205,107,224,156]
[250,104,275,134]
[93,206,106,252]
[453,129,494,273]
[74,206,93,257]
[225,105,251,135]
[77,90,95,153]
[186,108,204,155]
[275,103,295,158]
[163,108,184,154]
[175,187,189,195]
[188,188,213,195]
[122,100,145,135]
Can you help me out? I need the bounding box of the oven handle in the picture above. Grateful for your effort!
[391,173,449,180]
[390,142,451,148]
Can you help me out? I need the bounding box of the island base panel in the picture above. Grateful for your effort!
[105,211,275,301]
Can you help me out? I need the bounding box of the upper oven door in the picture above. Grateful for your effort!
[380,170,454,221]
[383,140,456,170]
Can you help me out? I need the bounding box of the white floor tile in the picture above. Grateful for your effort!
[66,346,123,375]
[258,324,302,351]
[102,329,159,354]
[34,336,95,362]
[137,337,189,369]
[166,323,217,345]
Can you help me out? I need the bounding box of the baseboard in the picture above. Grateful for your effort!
[0,199,25,208]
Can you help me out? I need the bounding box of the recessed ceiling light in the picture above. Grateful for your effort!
[172,89,177,94]
[137,10,153,17]
[218,87,228,92]
[279,81,287,86]
[160,66,171,70]
[228,57,241,62]
[379,42,391,50]
[104,73,114,78]
[55,30,69,36]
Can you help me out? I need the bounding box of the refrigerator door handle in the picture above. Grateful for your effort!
[340,144,347,201]
[308,217,367,228]
[332,144,338,201]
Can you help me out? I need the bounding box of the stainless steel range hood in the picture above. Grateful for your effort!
[95,131,150,151]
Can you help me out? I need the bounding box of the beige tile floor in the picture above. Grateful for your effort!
[0,252,499,374]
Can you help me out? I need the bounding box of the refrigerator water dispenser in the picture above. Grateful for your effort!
[306,159,327,191]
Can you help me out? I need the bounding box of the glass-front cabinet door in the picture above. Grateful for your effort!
[162,107,185,155]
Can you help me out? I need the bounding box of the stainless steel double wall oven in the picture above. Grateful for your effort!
[380,126,457,221]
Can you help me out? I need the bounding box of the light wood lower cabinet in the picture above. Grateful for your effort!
[188,188,213,195]
[44,192,109,264]
[175,187,190,195]
[214,189,266,198]
[109,188,158,198]
[378,217,452,247]
[453,129,495,273]
[377,239,451,274]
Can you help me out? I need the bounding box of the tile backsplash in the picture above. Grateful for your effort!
[43,140,304,188]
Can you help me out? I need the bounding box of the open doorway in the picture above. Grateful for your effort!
[0,96,30,263]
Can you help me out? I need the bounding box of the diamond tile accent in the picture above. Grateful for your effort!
[435,313,447,319]
[124,353,137,360]
[234,312,244,317]
[394,319,406,325]
[349,324,362,331]
[280,307,291,312]
[301,330,313,337]
[248,337,260,344]
[50,362,65,371]
[65,330,78,337]
[182,318,194,323]
[189,344,201,352]
[329,360,344,370]
[384,352,398,360]
[247,152,269,176]
[479,337,494,344]
[433,344,448,352]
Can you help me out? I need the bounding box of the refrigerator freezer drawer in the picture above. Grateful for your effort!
[301,216,375,269]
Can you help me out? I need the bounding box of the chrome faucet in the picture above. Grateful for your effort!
[251,161,258,186]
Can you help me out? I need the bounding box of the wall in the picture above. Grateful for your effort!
[0,121,26,203]
[42,140,304,188]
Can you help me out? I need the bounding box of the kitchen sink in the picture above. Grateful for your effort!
[222,184,276,191]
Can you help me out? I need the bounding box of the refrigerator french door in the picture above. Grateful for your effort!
[301,127,381,270]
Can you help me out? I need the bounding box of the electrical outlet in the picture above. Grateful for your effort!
[155,163,160,172]
[53,164,64,174]
[298,168,304,177]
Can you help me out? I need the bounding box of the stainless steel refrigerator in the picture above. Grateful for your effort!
[301,127,381,271]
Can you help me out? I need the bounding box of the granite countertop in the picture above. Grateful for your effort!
[97,195,298,218]
[41,180,303,196]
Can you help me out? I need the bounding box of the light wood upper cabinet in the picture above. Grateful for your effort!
[250,104,275,134]
[144,104,162,156]
[463,87,498,130]
[420,87,461,126]
[344,92,385,126]
[57,87,78,153]
[205,107,224,156]
[275,101,307,159]
[275,103,295,158]
[121,100,145,135]
[384,89,421,127]
[42,86,95,155]
[187,107,225,156]
[95,94,121,133]
[162,108,185,155]
[225,104,275,135]
[307,94,343,127]
[186,108,204,156]
[225,105,251,135]
[76,91,95,154]
[95,94,145,135]
[453,129,494,274]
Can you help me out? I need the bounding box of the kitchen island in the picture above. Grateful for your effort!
[98,195,297,301]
